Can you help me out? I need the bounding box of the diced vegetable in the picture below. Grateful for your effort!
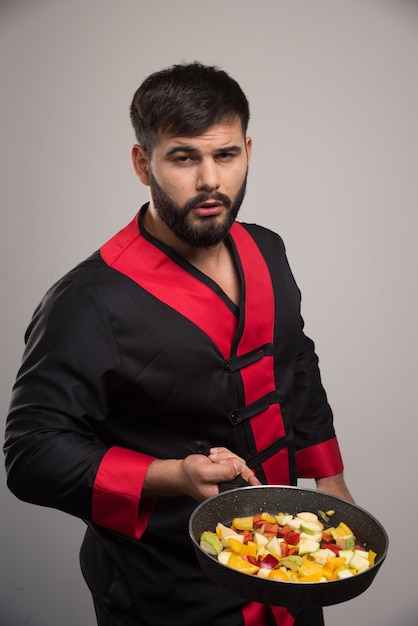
[232,516,254,531]
[200,531,223,555]
[199,509,377,583]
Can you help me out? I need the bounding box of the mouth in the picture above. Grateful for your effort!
[193,200,225,217]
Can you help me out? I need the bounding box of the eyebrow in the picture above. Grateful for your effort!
[165,145,243,157]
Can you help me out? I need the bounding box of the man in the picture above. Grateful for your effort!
[4,62,353,626]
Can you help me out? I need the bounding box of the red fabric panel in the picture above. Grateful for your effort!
[230,222,275,354]
[270,605,296,626]
[250,404,286,452]
[100,214,237,360]
[296,437,344,479]
[242,601,270,626]
[231,225,287,471]
[261,447,290,485]
[241,602,296,626]
[92,446,156,539]
[241,356,275,405]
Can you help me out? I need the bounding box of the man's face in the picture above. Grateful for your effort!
[146,119,252,248]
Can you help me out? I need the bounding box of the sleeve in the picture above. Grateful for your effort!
[292,320,344,480]
[4,276,155,539]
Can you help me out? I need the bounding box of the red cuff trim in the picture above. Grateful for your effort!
[296,437,344,479]
[92,446,156,539]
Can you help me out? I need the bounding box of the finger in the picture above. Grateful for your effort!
[209,449,245,464]
[246,473,262,486]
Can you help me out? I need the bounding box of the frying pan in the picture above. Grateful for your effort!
[189,485,388,608]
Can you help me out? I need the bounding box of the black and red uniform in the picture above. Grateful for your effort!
[5,204,343,625]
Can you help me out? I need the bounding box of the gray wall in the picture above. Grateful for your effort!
[1,1,417,624]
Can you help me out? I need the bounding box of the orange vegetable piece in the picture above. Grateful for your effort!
[298,573,323,583]
[268,569,288,581]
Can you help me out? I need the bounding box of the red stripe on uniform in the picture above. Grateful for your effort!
[231,224,287,477]
[100,214,238,360]
[230,222,274,354]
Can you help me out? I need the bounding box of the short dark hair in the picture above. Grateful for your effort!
[130,62,250,154]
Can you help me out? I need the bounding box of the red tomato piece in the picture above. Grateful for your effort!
[280,541,289,557]
[264,523,279,535]
[285,531,300,545]
[277,526,300,546]
[253,515,265,528]
[241,531,253,544]
[322,543,340,555]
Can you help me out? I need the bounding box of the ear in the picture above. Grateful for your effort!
[245,136,253,165]
[131,144,151,185]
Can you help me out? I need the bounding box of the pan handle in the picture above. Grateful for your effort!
[185,440,249,492]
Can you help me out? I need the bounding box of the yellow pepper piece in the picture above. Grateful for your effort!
[327,556,347,569]
[228,554,260,575]
[261,512,277,524]
[232,516,254,531]
[322,556,347,580]
[229,539,257,558]
[368,550,377,566]
[331,522,354,540]
[322,565,334,581]
[228,538,245,553]
[298,559,324,578]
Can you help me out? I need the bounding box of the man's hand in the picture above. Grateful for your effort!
[142,447,260,501]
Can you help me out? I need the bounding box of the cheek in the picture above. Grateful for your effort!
[228,168,247,193]
[159,174,191,200]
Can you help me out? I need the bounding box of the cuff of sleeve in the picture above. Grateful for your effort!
[295,437,344,479]
[92,446,156,539]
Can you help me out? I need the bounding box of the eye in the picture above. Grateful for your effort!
[216,150,238,162]
[173,155,196,165]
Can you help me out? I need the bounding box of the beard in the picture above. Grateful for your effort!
[148,171,248,248]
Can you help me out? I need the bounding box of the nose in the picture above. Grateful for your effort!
[196,159,220,192]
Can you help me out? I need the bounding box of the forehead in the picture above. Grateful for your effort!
[155,118,246,153]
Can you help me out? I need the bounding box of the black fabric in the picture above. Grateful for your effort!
[5,210,336,625]
[81,526,325,626]
[5,219,335,515]
[288,608,325,626]
[80,525,249,626]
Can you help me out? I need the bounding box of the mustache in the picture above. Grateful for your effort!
[184,192,232,213]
